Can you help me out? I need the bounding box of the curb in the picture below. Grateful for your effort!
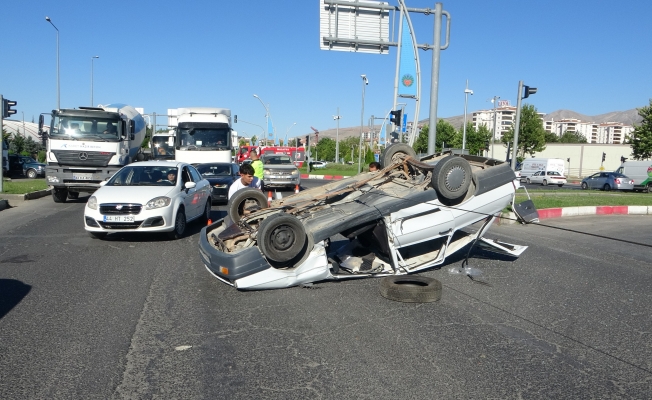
[0,189,52,208]
[301,174,351,180]
[499,205,652,225]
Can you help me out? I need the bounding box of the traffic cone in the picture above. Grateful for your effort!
[294,185,300,194]
[267,191,273,206]
[207,219,212,226]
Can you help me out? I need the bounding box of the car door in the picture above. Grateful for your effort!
[586,173,599,189]
[180,166,201,219]
[529,171,541,184]
[188,165,210,208]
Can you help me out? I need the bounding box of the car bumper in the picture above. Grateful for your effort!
[210,187,229,202]
[263,176,301,188]
[615,183,634,190]
[84,205,176,233]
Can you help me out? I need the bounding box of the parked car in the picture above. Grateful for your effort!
[581,172,634,191]
[198,144,538,290]
[84,161,211,240]
[310,161,327,169]
[526,170,567,186]
[261,154,301,189]
[8,155,46,178]
[195,162,240,204]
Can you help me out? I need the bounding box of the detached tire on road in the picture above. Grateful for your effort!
[257,213,306,263]
[379,276,442,303]
[227,188,268,223]
[431,155,472,202]
[380,143,417,169]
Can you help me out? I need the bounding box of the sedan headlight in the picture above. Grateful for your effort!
[87,196,98,210]
[213,183,227,189]
[145,196,171,210]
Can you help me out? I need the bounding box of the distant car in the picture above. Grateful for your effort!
[195,162,240,204]
[310,161,327,169]
[240,159,252,166]
[261,154,301,189]
[526,170,567,187]
[84,161,212,240]
[581,172,634,191]
[8,155,46,178]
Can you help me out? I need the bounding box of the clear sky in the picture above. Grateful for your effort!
[1,0,651,140]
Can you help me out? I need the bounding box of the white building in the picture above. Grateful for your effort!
[472,106,544,141]
[543,119,633,144]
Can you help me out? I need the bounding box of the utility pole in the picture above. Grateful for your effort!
[491,96,499,159]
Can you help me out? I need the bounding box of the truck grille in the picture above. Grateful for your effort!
[100,204,142,215]
[52,150,114,167]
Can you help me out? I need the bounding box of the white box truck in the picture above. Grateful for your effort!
[519,158,565,180]
[169,107,237,164]
[616,160,652,192]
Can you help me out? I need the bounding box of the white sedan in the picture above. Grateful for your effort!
[526,170,567,187]
[84,161,212,239]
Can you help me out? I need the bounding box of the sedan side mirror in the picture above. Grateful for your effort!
[184,181,196,190]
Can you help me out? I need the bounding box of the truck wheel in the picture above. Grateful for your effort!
[257,214,307,263]
[26,169,37,179]
[227,188,268,223]
[68,191,79,200]
[52,188,68,203]
[430,155,472,202]
[167,208,186,240]
[379,276,442,303]
[380,143,417,169]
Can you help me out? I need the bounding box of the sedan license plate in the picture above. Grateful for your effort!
[103,215,135,223]
[72,173,93,180]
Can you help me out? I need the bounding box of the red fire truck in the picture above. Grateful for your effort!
[237,145,306,167]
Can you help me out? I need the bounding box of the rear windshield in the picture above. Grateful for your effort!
[546,171,563,176]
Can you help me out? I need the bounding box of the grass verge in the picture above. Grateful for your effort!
[1,180,48,195]
[515,190,652,209]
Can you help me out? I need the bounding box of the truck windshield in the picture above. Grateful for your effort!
[51,116,121,142]
[151,136,175,158]
[177,128,230,151]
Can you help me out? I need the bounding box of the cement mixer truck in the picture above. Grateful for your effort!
[39,104,147,203]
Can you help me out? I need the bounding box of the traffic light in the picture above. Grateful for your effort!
[390,109,402,126]
[2,99,17,118]
[234,115,237,123]
[620,156,628,163]
[484,141,490,151]
[523,86,537,99]
[390,132,399,143]
[602,152,606,162]
[305,135,309,147]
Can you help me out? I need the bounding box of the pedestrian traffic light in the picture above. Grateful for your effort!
[2,99,17,118]
[523,86,537,99]
[602,152,606,162]
[390,109,402,126]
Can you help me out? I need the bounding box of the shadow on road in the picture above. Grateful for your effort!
[0,279,32,320]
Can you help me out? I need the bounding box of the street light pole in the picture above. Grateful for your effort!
[491,96,499,159]
[462,79,473,150]
[91,55,99,106]
[285,122,296,145]
[253,94,271,145]
[358,75,368,174]
[333,108,341,163]
[45,16,59,109]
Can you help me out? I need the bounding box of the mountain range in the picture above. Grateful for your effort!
[312,108,644,142]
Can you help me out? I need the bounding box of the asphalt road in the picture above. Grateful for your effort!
[1,185,651,399]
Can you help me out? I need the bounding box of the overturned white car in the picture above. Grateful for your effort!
[198,144,538,290]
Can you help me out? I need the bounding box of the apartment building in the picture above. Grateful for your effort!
[471,106,544,141]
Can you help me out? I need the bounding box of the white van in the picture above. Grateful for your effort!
[616,160,652,192]
[519,158,565,180]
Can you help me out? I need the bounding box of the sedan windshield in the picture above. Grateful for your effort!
[263,155,293,165]
[106,166,179,186]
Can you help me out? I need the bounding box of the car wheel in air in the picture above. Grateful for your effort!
[68,191,79,200]
[88,232,107,240]
[257,214,307,263]
[379,143,417,169]
[52,188,68,203]
[379,276,442,303]
[542,179,548,186]
[603,184,611,191]
[526,178,531,184]
[167,208,186,239]
[430,155,472,202]
[26,169,37,179]
[581,182,588,190]
[227,187,269,223]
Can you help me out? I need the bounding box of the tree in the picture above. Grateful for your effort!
[559,130,587,143]
[629,99,652,160]
[544,131,559,143]
[414,119,459,154]
[501,104,547,159]
[9,133,26,155]
[315,137,336,161]
[23,136,42,156]
[461,122,492,155]
[250,135,257,146]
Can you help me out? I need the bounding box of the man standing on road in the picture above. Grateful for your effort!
[249,151,264,181]
[228,163,262,199]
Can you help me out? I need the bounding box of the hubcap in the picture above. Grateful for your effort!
[445,166,466,191]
